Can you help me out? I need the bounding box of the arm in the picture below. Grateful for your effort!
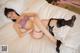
[13,23,25,38]
[13,15,28,38]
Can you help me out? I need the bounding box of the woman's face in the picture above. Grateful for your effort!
[7,11,18,20]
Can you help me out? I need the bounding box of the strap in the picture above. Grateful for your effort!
[48,18,62,53]
[48,18,54,36]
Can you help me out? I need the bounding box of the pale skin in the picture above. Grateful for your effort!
[7,12,57,43]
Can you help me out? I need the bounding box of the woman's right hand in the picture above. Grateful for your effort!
[14,23,25,38]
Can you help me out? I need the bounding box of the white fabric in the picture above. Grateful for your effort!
[60,45,77,53]
[63,14,80,49]
[0,0,80,53]
[24,0,80,49]
[0,9,11,28]
[0,22,56,53]
[5,0,26,14]
[25,0,80,52]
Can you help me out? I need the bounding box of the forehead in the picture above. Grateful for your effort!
[8,11,15,14]
[7,11,14,16]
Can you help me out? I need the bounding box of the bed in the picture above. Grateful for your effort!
[0,0,80,53]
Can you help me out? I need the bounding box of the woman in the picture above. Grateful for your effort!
[4,8,76,53]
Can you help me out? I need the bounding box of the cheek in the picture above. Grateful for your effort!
[8,14,16,19]
[8,13,13,18]
[7,14,11,18]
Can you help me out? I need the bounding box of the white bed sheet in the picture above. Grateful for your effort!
[0,0,80,53]
[0,22,57,53]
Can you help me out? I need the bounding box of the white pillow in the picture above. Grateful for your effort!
[0,11,11,29]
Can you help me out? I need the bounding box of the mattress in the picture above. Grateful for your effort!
[0,0,80,53]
